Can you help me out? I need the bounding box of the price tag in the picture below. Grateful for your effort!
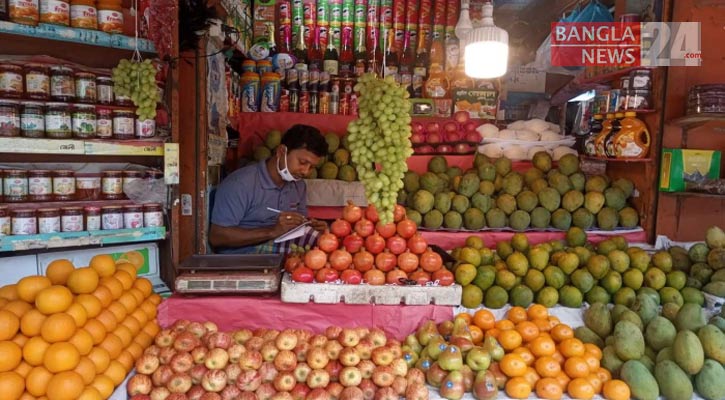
[84,141,164,156]
[0,138,85,154]
[164,143,180,184]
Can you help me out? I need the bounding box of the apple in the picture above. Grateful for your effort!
[358,379,377,400]
[225,363,242,384]
[261,341,281,362]
[296,330,312,343]
[373,387,397,400]
[324,340,343,361]
[254,328,268,337]
[247,337,265,352]
[338,347,361,367]
[240,350,263,370]
[339,387,364,400]
[172,319,190,333]
[436,144,453,154]
[406,368,426,386]
[263,329,280,342]
[366,329,387,348]
[354,327,369,339]
[128,373,153,396]
[174,332,200,352]
[259,361,279,382]
[371,366,394,387]
[191,346,208,364]
[255,383,277,400]
[273,329,298,351]
[228,343,246,363]
[386,340,402,358]
[326,382,344,398]
[145,345,161,357]
[205,348,229,370]
[410,132,425,144]
[202,369,228,392]
[150,386,170,400]
[167,373,193,394]
[291,383,311,400]
[236,369,262,392]
[200,393,222,400]
[405,383,429,400]
[189,364,208,384]
[203,321,218,333]
[309,335,328,348]
[306,369,330,389]
[339,366,362,387]
[389,358,407,377]
[233,328,253,344]
[294,341,310,362]
[153,365,175,387]
[455,143,472,154]
[357,360,375,379]
[354,339,373,360]
[274,349,298,372]
[324,359,342,382]
[130,395,151,400]
[273,372,297,392]
[170,352,194,373]
[325,326,342,340]
[136,354,160,375]
[207,332,232,350]
[340,269,363,285]
[426,122,440,135]
[186,386,205,400]
[306,347,330,370]
[186,322,206,338]
[339,329,360,348]
[391,376,407,396]
[238,393,259,400]
[168,394,191,400]
[294,362,312,383]
[306,388,332,400]
[155,329,177,348]
[271,393,292,400]
[370,347,393,367]
[220,385,242,400]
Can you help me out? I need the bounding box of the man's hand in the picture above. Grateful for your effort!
[309,218,328,233]
[274,211,307,235]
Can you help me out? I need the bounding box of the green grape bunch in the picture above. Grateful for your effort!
[112,59,160,121]
[347,74,413,225]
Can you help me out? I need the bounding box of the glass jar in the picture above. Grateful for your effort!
[115,94,133,107]
[630,69,652,90]
[53,170,75,201]
[11,209,37,235]
[74,72,96,103]
[40,0,69,26]
[3,170,28,203]
[143,203,163,227]
[24,63,50,100]
[28,170,52,201]
[0,64,24,98]
[50,66,75,102]
[45,102,72,138]
[0,100,21,137]
[112,109,134,139]
[101,205,123,230]
[96,107,113,138]
[97,2,123,33]
[75,174,100,200]
[96,76,113,104]
[9,0,40,25]
[72,104,96,138]
[61,207,83,232]
[122,170,144,193]
[70,0,96,29]
[21,102,45,138]
[0,207,10,236]
[136,118,155,138]
[85,206,101,231]
[101,170,124,200]
[123,205,143,229]
[626,89,652,110]
[37,208,61,234]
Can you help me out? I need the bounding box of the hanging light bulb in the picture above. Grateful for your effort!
[465,0,509,79]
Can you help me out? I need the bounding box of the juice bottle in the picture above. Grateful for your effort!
[604,112,624,158]
[583,114,603,156]
[613,111,651,159]
[593,113,614,157]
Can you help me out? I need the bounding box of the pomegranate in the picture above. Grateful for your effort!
[386,270,409,285]
[304,248,327,270]
[410,133,425,144]
[416,145,435,154]
[432,269,454,286]
[363,269,385,285]
[330,219,352,238]
[329,249,353,271]
[464,121,478,132]
[411,122,425,135]
[342,201,363,223]
[419,248,443,272]
[454,143,472,154]
[393,204,406,223]
[427,133,442,144]
[317,231,339,253]
[397,250,419,273]
[454,111,470,124]
[284,255,301,273]
[354,218,375,237]
[374,250,397,272]
[342,233,364,253]
[443,121,459,134]
[352,249,374,272]
[396,219,417,239]
[340,269,363,284]
[409,270,431,286]
[290,267,314,283]
[465,131,482,143]
[436,144,453,154]
[315,267,339,283]
[364,233,386,255]
[407,234,428,254]
[446,131,461,142]
[426,122,441,135]
[386,235,407,255]
[375,221,397,239]
[365,206,379,223]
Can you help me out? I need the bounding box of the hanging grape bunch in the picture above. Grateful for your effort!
[112,59,160,121]
[347,74,413,225]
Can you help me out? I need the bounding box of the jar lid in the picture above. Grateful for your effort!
[37,208,60,213]
[0,100,20,105]
[4,169,27,174]
[55,170,75,175]
[22,101,46,107]
[97,76,112,81]
[143,203,163,209]
[25,63,49,69]
[50,66,74,72]
[45,102,70,108]
[75,71,96,77]
[0,63,22,70]
[29,169,51,174]
[124,170,144,175]
[84,206,101,212]
[12,209,35,214]
[124,205,143,210]
[101,206,123,210]
[61,207,83,212]
[103,170,123,174]
[73,104,96,110]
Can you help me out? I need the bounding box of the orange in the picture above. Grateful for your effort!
[89,255,116,278]
[586,373,603,393]
[522,367,540,387]
[0,340,22,372]
[45,259,75,285]
[512,347,535,366]
[505,376,532,399]
[73,357,96,385]
[130,309,148,326]
[125,342,144,360]
[115,263,137,279]
[535,356,562,378]
[113,270,134,291]
[14,361,31,378]
[46,371,84,400]
[116,293,138,314]
[74,295,102,319]
[507,307,528,324]
[82,319,106,345]
[22,336,50,366]
[120,315,141,336]
[40,313,76,343]
[469,325,484,344]
[584,343,602,360]
[0,284,20,301]
[602,379,630,400]
[0,309,20,340]
[567,377,595,400]
[536,377,564,400]
[554,371,571,390]
[533,318,553,333]
[66,268,99,295]
[20,309,46,337]
[485,328,500,340]
[527,304,548,321]
[595,367,612,384]
[582,353,600,373]
[11,333,27,347]
[530,336,557,357]
[100,277,123,300]
[500,354,527,377]
[147,293,162,306]
[0,371,25,400]
[68,329,93,356]
[515,321,540,343]
[34,286,73,315]
[103,360,127,386]
[116,350,134,371]
[499,330,523,351]
[127,288,145,306]
[43,342,80,373]
[78,387,103,400]
[4,300,33,318]
[495,319,515,331]
[98,333,123,359]
[134,331,153,348]
[132,278,153,298]
[112,325,133,348]
[552,350,565,366]
[0,298,6,308]
[122,251,145,270]
[455,313,472,325]
[106,302,127,323]
[90,375,114,398]
[64,304,88,328]
[95,310,117,333]
[90,286,112,309]
[139,301,157,320]
[26,366,52,397]
[550,324,574,343]
[564,356,590,379]
[559,338,586,358]
[143,321,160,338]
[473,309,496,330]
[87,347,110,374]
[17,276,52,303]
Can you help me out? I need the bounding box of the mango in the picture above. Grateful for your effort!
[614,321,645,361]
[574,326,604,348]
[645,316,676,351]
[697,324,725,363]
[672,330,704,375]
[584,302,612,338]
[656,347,673,363]
[620,360,659,400]
[617,310,643,331]
[632,294,658,326]
[703,281,725,297]
[675,302,706,332]
[601,345,624,378]
[695,359,725,400]
[654,360,693,400]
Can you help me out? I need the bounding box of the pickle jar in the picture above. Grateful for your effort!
[96,76,114,105]
[12,209,37,235]
[75,174,100,201]
[112,109,135,139]
[37,208,61,234]
[72,104,96,138]
[40,0,70,26]
[96,107,113,138]
[9,0,40,25]
[122,170,144,194]
[61,207,83,232]
[0,100,21,137]
[123,205,143,229]
[24,64,50,100]
[21,102,45,138]
[115,94,133,107]
[0,64,23,98]
[143,203,164,227]
[101,170,124,200]
[53,170,76,201]
[50,66,75,102]
[45,102,72,138]
[101,205,123,230]
[28,170,52,202]
[85,206,101,231]
[0,207,10,236]
[74,72,96,103]
[3,170,28,203]
[70,0,98,29]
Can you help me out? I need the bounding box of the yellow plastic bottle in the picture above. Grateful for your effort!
[593,113,614,157]
[604,112,624,158]
[613,111,651,159]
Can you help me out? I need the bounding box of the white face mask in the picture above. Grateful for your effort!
[277,147,300,182]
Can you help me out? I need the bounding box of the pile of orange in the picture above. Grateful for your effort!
[0,252,161,400]
[459,305,631,400]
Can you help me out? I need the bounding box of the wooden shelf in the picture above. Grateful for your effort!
[662,191,725,200]
[582,156,653,163]
[668,113,725,129]
[578,67,655,85]
[0,227,166,253]
[0,21,155,52]
[1,200,134,211]
[0,137,165,157]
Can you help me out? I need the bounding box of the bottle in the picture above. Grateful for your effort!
[429,33,445,66]
[399,31,415,96]
[293,26,308,67]
[604,112,624,158]
[413,33,429,97]
[445,33,460,73]
[583,114,603,155]
[339,28,354,76]
[267,22,278,59]
[594,113,614,157]
[450,57,473,89]
[323,32,340,76]
[308,26,324,70]
[424,63,449,99]
[353,28,367,76]
[454,0,473,54]
[383,29,399,79]
[367,29,382,76]
[287,69,300,112]
[613,111,651,159]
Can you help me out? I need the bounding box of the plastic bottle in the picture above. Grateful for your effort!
[593,113,614,157]
[604,112,624,158]
[613,111,651,159]
[583,114,603,156]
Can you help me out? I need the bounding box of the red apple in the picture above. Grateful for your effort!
[324,340,343,361]
[426,132,442,144]
[354,327,369,341]
[371,347,394,367]
[150,386,171,400]
[371,366,395,387]
[339,329,360,348]
[275,329,298,351]
[225,363,242,384]
[239,350,263,370]
[189,364,208,384]
[255,382,277,400]
[191,346,208,364]
[261,341,280,362]
[357,359,375,379]
[153,365,174,387]
[220,385,242,400]
[454,143,472,154]
[203,321,218,333]
[306,347,330,370]
[366,329,387,348]
[466,131,482,142]
[247,336,265,351]
[339,366,362,387]
[205,348,229,370]
[228,343,246,363]
[410,132,425,144]
[416,145,434,154]
[136,354,160,375]
[354,339,374,360]
[259,361,279,382]
[274,372,297,392]
[326,382,344,398]
[144,345,161,357]
[167,373,193,394]
[168,394,191,400]
[200,393,222,400]
[405,382,428,400]
[207,331,232,350]
[389,358,408,377]
[294,362,312,383]
[406,367,425,386]
[358,379,377,400]
[233,328,253,344]
[128,374,153,396]
[274,349,298,372]
[412,121,425,135]
[339,386,364,400]
[306,388,332,400]
[293,341,310,362]
[201,369,228,392]
[436,144,452,154]
[446,131,461,142]
[391,376,407,396]
[306,369,331,389]
[373,387,397,400]
[186,321,206,338]
[295,330,312,343]
[291,383,311,400]
[270,392,292,400]
[155,329,177,348]
[338,347,361,367]
[172,319,190,333]
[170,352,194,373]
[443,120,459,133]
[236,369,262,392]
[464,121,477,132]
[173,331,200,352]
[239,393,259,400]
[324,359,343,382]
[309,334,328,348]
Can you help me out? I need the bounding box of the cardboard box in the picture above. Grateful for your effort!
[659,148,721,192]
[452,89,497,120]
